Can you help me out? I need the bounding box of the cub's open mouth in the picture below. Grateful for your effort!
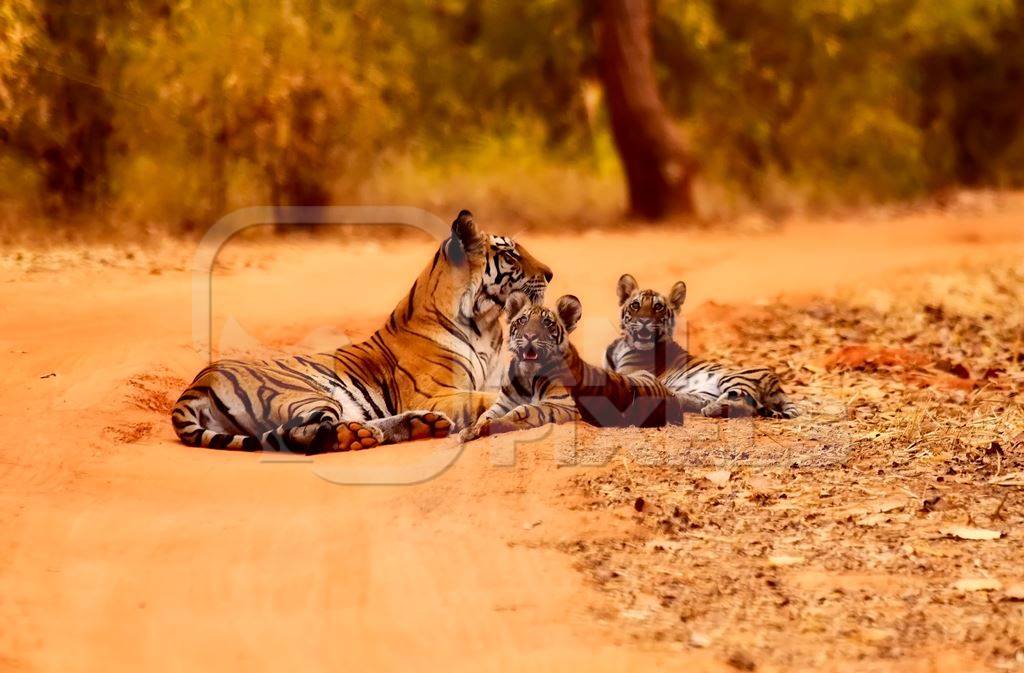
[636,327,652,340]
[523,344,539,361]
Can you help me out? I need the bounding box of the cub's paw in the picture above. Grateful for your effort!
[458,420,489,443]
[459,418,523,441]
[407,411,453,440]
[778,403,801,419]
[702,389,761,419]
[676,392,709,414]
[337,421,384,451]
[701,399,757,419]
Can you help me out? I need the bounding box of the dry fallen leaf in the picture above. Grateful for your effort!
[860,627,897,644]
[690,632,712,648]
[989,472,1024,487]
[940,525,1004,540]
[953,578,1002,592]
[746,476,776,493]
[646,539,684,552]
[727,651,756,672]
[620,608,652,621]
[835,497,907,522]
[875,498,907,513]
[1004,583,1024,601]
[769,555,806,566]
[836,505,872,520]
[701,470,732,488]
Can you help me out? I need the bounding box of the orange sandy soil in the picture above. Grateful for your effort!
[2,198,1023,672]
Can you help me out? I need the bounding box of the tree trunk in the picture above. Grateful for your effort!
[270,83,331,231]
[38,2,115,215]
[595,0,697,219]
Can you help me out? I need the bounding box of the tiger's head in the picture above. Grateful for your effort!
[503,291,582,370]
[446,210,552,317]
[616,274,687,350]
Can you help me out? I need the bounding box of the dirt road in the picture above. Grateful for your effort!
[2,200,1023,672]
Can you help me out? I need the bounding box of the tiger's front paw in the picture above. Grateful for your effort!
[337,421,384,451]
[408,411,453,440]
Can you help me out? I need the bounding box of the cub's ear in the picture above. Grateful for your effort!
[504,291,530,320]
[617,274,638,306]
[669,281,687,311]
[556,294,583,333]
[448,209,483,264]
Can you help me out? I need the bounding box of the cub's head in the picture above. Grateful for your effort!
[616,274,687,350]
[447,210,553,312]
[504,291,582,368]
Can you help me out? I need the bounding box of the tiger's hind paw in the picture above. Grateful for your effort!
[407,411,453,440]
[337,421,383,451]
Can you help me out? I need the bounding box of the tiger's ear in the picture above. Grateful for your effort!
[504,291,530,320]
[448,209,483,264]
[669,281,687,311]
[556,294,583,333]
[617,274,638,306]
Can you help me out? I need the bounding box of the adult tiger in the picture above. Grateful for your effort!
[605,274,800,418]
[172,210,552,453]
[460,291,683,441]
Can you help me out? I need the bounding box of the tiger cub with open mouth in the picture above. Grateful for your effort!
[460,291,683,441]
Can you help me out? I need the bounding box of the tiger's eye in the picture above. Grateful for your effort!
[630,300,641,310]
[654,303,665,312]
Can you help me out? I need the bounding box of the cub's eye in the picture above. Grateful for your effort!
[515,315,528,325]
[630,300,641,311]
[542,317,555,328]
[654,303,665,312]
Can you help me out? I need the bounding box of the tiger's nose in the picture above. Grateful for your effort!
[541,266,553,282]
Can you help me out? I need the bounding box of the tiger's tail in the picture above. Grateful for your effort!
[171,393,263,450]
[171,394,337,453]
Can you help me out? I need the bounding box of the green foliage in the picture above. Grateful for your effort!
[1,0,1023,233]
[0,0,38,123]
[655,0,1022,209]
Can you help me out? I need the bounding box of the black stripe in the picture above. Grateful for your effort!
[405,280,418,321]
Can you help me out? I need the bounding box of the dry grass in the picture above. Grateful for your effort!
[562,259,1024,670]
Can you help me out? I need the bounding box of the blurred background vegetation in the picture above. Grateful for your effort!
[1,0,1023,239]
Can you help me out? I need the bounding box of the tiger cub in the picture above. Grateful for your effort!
[605,274,800,418]
[460,291,683,441]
